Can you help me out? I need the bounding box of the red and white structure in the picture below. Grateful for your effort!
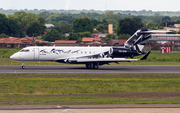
[160,47,172,53]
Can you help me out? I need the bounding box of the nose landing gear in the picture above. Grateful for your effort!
[21,61,26,69]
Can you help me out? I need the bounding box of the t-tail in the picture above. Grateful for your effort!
[124,28,151,52]
[112,28,170,58]
[124,28,170,52]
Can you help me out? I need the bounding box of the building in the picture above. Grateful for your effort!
[119,39,127,45]
[98,33,108,38]
[82,37,101,44]
[162,27,180,31]
[174,24,180,28]
[92,33,98,38]
[45,24,54,29]
[108,23,113,34]
[53,40,78,46]
[0,37,46,48]
[54,40,77,44]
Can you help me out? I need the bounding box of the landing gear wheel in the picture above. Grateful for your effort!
[86,63,93,69]
[21,61,26,69]
[22,65,26,69]
[93,63,99,69]
[86,63,99,69]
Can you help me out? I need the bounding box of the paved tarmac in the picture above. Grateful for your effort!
[0,105,180,113]
[1,104,180,110]
[1,108,180,113]
[0,65,180,73]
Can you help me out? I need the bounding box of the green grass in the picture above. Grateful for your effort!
[0,73,180,105]
[0,73,180,95]
[1,48,180,65]
[1,96,180,105]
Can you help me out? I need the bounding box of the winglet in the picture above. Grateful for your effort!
[140,51,151,60]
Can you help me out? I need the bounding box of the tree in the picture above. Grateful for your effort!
[0,13,9,35]
[91,19,101,26]
[117,18,143,35]
[68,31,92,42]
[37,17,46,35]
[46,13,75,24]
[96,24,107,32]
[26,17,46,37]
[26,22,41,37]
[43,29,66,42]
[105,34,116,39]
[162,16,171,22]
[72,17,93,33]
[8,15,21,37]
[0,33,9,38]
[13,11,40,37]
[153,13,162,24]
[58,21,67,26]
[59,24,72,33]
[38,11,53,19]
[51,26,65,35]
[118,34,131,39]
[43,29,61,42]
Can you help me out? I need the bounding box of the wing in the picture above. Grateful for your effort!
[68,58,139,63]
[54,51,150,65]
[63,58,139,65]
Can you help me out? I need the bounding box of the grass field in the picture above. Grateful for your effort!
[1,48,180,105]
[1,48,180,65]
[0,73,180,105]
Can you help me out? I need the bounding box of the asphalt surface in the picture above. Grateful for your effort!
[1,65,180,73]
[1,108,180,113]
[0,104,180,110]
[1,105,180,113]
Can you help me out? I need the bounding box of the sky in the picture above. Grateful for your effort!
[0,0,180,11]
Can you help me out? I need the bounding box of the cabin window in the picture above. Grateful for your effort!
[89,51,91,54]
[85,51,87,54]
[20,49,29,52]
[81,51,83,54]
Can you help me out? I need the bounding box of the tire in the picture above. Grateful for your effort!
[93,63,99,69]
[22,66,26,69]
[86,63,92,69]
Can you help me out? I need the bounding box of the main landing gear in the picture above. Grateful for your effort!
[21,61,26,69]
[86,63,99,69]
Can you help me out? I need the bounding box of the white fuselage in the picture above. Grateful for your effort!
[10,46,113,61]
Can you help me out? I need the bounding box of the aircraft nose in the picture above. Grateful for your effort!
[10,53,19,60]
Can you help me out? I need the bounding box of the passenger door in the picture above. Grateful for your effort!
[34,48,39,60]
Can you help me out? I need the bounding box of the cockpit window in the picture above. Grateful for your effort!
[20,49,30,52]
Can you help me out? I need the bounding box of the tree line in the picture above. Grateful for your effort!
[1,11,180,43]
[1,8,180,16]
[0,11,46,38]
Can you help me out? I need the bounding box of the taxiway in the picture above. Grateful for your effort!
[0,65,180,73]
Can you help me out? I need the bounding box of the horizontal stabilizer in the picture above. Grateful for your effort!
[140,51,151,60]
[141,30,172,33]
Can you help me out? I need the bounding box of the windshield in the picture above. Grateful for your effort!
[20,49,29,52]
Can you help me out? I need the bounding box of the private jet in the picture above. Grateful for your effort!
[10,28,168,69]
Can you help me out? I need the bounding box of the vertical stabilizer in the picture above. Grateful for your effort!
[124,28,151,51]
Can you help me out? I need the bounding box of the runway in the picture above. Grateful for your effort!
[1,105,180,113]
[1,104,180,110]
[1,65,180,73]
